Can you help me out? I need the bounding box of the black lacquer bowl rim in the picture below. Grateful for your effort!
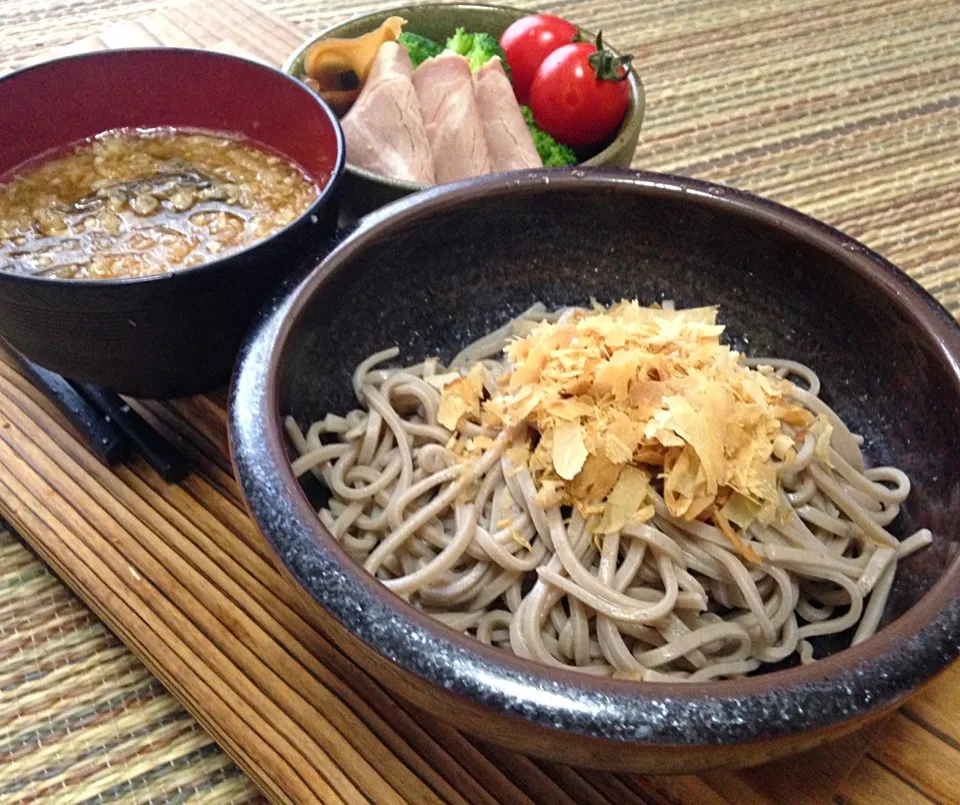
[229,168,960,747]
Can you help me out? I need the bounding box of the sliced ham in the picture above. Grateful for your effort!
[473,57,542,172]
[341,41,435,185]
[412,53,493,183]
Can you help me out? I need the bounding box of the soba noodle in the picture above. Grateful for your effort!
[285,303,932,680]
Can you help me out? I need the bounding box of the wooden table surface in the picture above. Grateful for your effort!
[0,1,958,803]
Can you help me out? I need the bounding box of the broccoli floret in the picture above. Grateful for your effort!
[444,28,511,79]
[465,32,510,77]
[445,26,475,57]
[397,31,443,68]
[521,106,577,167]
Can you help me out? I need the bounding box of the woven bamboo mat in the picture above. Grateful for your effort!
[0,526,261,804]
[0,0,958,803]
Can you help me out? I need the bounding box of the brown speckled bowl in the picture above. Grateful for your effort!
[282,4,645,217]
[229,169,960,773]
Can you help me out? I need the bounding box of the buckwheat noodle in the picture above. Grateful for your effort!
[285,304,932,680]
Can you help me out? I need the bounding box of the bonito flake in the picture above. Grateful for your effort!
[438,300,817,557]
[436,364,485,430]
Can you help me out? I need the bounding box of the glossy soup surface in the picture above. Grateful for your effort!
[0,128,320,280]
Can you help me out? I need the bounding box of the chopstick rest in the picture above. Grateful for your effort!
[4,348,128,465]
[73,383,190,484]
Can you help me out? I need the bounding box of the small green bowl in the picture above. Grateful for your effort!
[283,3,645,217]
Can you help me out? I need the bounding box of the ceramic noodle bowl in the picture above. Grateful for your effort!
[230,170,960,773]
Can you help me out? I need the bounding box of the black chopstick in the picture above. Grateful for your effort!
[72,382,190,484]
[3,341,190,481]
[3,347,128,466]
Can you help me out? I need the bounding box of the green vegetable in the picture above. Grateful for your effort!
[397,31,443,68]
[521,106,577,167]
[445,27,475,57]
[444,27,511,79]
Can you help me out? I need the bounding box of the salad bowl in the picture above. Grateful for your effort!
[283,3,645,216]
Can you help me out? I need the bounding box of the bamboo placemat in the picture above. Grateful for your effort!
[0,526,260,804]
[0,0,958,803]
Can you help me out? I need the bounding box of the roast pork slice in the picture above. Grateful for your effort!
[341,41,435,185]
[412,53,493,183]
[473,57,542,172]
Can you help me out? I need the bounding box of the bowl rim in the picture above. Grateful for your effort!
[280,2,646,191]
[230,167,960,747]
[0,46,346,289]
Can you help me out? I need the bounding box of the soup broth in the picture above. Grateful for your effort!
[0,128,319,280]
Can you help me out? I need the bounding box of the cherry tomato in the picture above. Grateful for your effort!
[499,14,578,106]
[529,37,631,148]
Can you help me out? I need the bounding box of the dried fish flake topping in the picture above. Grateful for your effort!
[439,300,818,558]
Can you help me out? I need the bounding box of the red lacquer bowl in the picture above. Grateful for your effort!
[0,48,344,398]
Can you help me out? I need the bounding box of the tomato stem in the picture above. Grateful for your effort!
[587,31,632,82]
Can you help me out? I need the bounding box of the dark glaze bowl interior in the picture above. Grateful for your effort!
[230,169,960,773]
[0,48,344,398]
